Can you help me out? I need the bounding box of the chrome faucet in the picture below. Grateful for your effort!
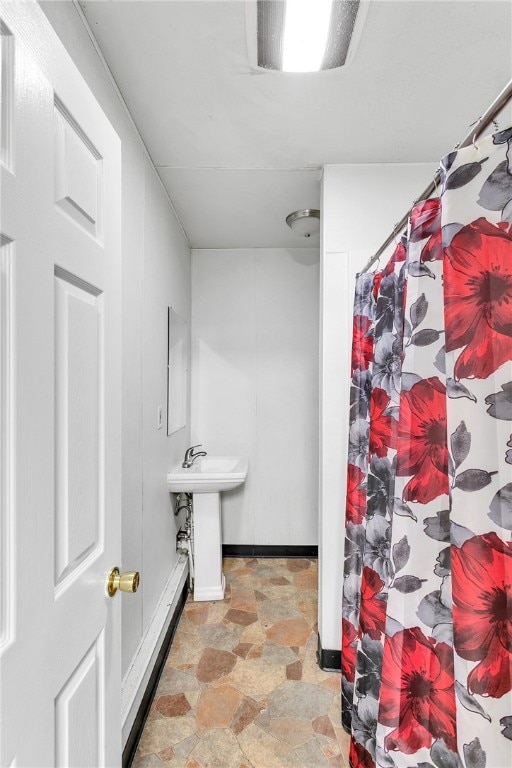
[182,444,207,468]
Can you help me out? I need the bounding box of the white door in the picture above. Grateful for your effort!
[0,3,123,765]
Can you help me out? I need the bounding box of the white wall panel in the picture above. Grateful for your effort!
[142,156,191,628]
[191,248,319,546]
[119,135,145,678]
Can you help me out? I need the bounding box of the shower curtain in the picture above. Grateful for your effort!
[342,126,512,768]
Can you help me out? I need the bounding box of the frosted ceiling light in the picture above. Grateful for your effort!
[282,0,333,72]
[286,209,320,237]
[255,0,361,72]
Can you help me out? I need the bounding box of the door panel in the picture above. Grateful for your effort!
[54,97,103,239]
[54,269,103,587]
[0,3,122,765]
[0,235,14,653]
[0,20,14,171]
[55,634,105,768]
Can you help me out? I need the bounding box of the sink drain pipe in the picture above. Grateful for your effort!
[175,493,195,588]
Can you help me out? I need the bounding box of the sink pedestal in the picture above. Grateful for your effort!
[193,492,225,601]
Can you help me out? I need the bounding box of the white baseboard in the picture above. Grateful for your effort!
[121,556,189,746]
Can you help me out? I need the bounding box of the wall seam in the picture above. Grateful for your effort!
[155,165,323,172]
[191,248,320,254]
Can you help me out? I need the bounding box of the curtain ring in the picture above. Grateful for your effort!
[493,119,499,132]
[472,132,479,151]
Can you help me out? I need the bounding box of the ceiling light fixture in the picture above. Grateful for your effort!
[286,209,320,237]
[282,0,333,72]
[255,0,361,72]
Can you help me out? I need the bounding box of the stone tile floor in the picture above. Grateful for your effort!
[132,557,350,768]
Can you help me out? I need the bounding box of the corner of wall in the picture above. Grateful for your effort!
[318,161,438,652]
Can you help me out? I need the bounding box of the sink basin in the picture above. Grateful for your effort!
[167,456,248,494]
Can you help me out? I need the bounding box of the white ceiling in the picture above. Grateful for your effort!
[78,0,512,249]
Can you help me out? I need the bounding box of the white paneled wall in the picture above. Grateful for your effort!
[319,163,437,653]
[191,248,319,546]
[142,155,191,628]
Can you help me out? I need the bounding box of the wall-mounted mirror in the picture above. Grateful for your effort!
[167,307,188,435]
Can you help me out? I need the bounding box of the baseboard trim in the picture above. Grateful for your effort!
[122,558,189,767]
[317,635,341,672]
[222,544,318,558]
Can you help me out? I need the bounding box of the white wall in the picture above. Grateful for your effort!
[319,163,437,653]
[39,0,191,739]
[191,248,319,546]
[142,156,191,625]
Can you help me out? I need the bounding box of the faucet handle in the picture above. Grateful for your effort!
[184,444,202,460]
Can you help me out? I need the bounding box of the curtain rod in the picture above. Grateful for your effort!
[359,77,512,274]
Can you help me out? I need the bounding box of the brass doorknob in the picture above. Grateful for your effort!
[107,567,140,597]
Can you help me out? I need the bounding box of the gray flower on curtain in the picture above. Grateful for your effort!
[344,522,366,576]
[343,574,362,627]
[500,716,512,741]
[341,680,355,732]
[485,381,512,419]
[350,369,372,422]
[359,634,384,679]
[506,436,512,465]
[356,668,381,700]
[440,573,452,610]
[348,419,370,471]
[354,272,376,317]
[352,694,379,756]
[367,457,395,518]
[477,128,512,221]
[372,333,402,396]
[364,516,393,583]
[375,274,400,339]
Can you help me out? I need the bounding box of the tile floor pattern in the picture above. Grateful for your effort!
[132,558,350,768]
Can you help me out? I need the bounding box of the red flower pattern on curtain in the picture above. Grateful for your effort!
[369,388,397,458]
[346,463,367,526]
[350,739,376,768]
[410,197,443,262]
[342,618,358,683]
[352,314,374,374]
[359,567,387,640]
[396,377,449,503]
[444,218,512,380]
[379,627,457,753]
[452,532,512,699]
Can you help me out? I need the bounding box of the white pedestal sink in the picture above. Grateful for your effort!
[167,457,248,601]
